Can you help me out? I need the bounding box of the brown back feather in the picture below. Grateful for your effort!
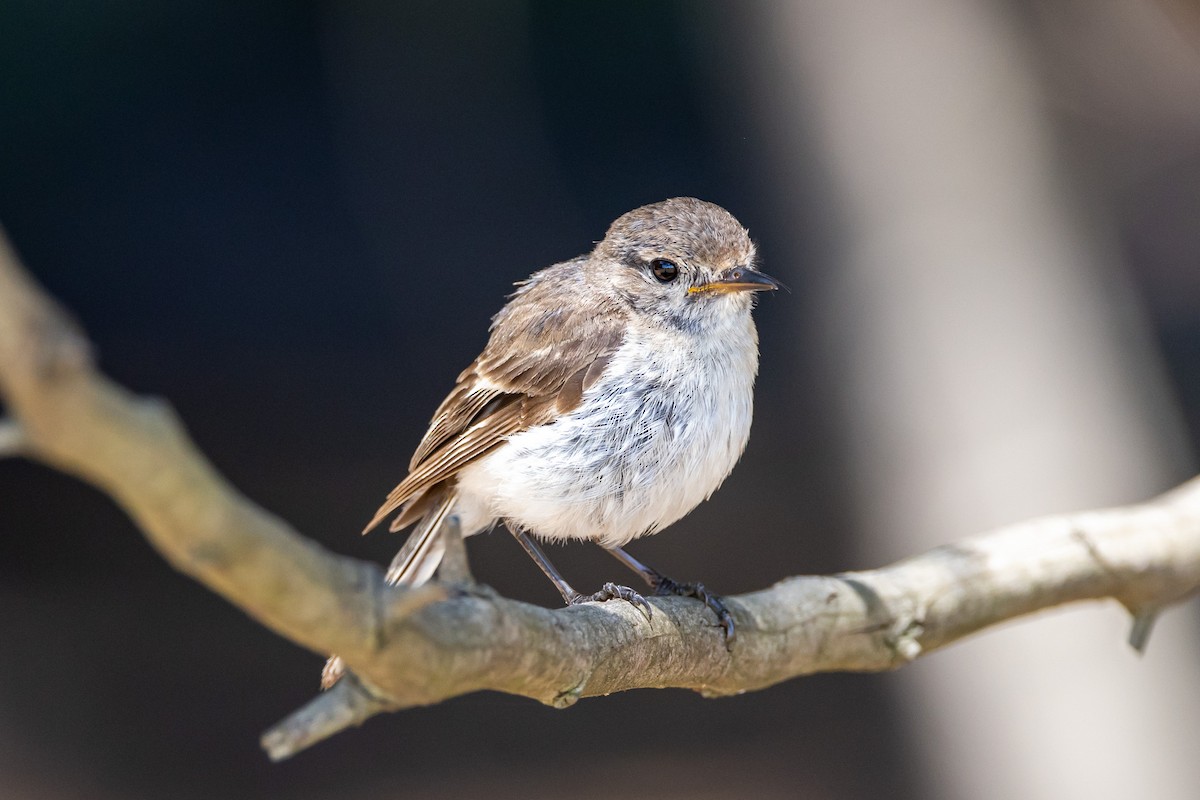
[363,258,626,534]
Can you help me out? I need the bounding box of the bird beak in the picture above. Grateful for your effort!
[689,267,785,295]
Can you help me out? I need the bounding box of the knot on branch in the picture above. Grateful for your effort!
[886,614,926,662]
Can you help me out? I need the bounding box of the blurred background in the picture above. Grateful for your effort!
[2,2,1200,798]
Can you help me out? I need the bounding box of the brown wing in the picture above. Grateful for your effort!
[363,259,625,533]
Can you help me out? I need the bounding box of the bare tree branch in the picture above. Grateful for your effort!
[1,227,1198,761]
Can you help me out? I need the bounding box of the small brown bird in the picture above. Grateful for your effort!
[324,197,779,688]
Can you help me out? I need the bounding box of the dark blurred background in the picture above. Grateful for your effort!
[1,2,1199,799]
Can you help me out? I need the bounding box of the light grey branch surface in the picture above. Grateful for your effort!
[1,228,1198,761]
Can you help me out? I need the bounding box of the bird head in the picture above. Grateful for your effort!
[592,197,781,332]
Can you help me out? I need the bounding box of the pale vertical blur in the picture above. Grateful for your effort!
[741,1,1200,799]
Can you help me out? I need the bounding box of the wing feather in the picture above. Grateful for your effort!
[364,258,626,534]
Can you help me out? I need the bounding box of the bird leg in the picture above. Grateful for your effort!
[605,546,735,646]
[510,530,652,619]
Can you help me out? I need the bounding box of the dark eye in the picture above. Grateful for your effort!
[650,259,679,283]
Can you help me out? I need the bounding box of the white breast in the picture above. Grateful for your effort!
[456,313,759,548]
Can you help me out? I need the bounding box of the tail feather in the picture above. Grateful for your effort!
[384,492,455,585]
[321,491,458,690]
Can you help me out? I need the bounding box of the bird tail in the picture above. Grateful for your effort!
[384,490,456,585]
[320,490,458,690]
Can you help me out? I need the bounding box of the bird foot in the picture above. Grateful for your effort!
[651,577,735,647]
[568,582,653,621]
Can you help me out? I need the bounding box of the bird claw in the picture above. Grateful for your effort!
[569,582,653,621]
[653,577,736,648]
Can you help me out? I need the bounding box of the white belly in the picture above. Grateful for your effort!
[456,320,758,548]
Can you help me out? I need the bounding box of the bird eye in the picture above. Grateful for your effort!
[650,259,679,283]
